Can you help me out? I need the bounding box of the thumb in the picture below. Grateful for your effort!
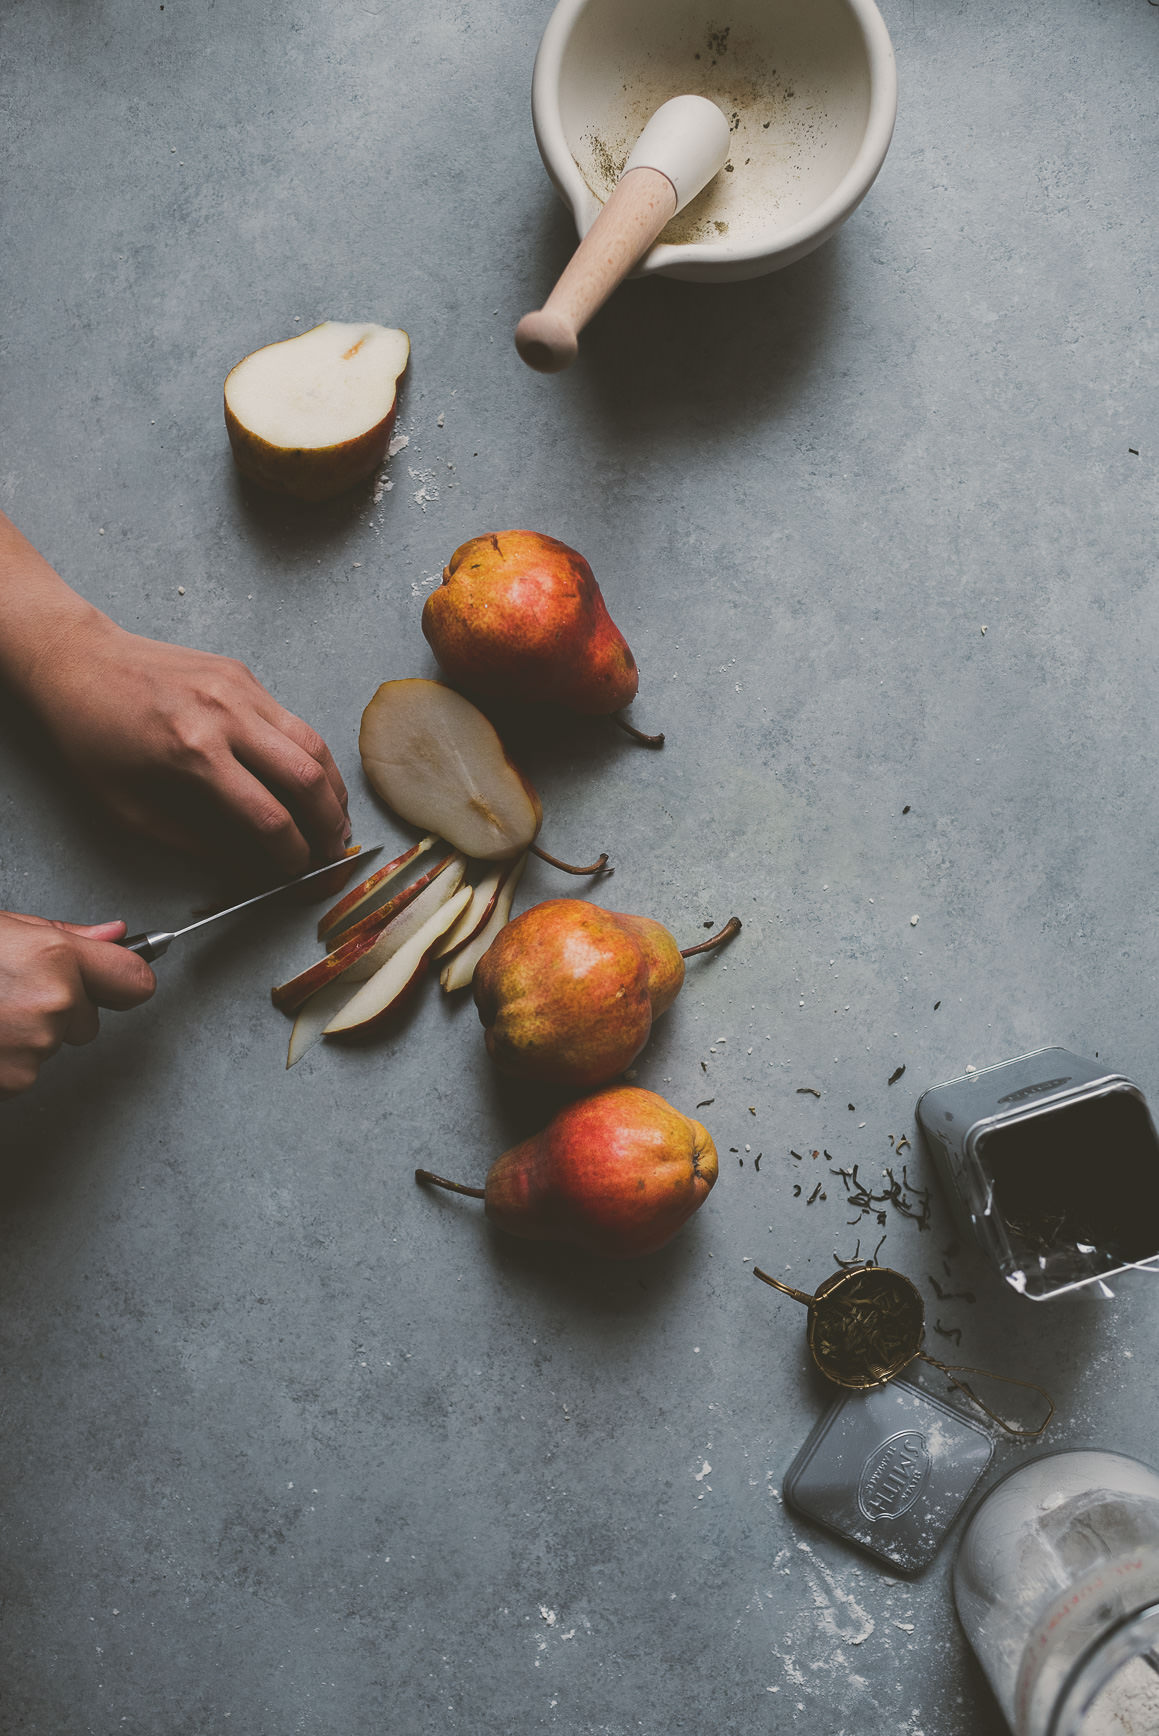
[56,919,128,941]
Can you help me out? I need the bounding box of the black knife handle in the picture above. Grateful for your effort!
[119,932,173,962]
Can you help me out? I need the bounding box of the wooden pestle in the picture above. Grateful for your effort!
[516,95,731,374]
[515,168,677,374]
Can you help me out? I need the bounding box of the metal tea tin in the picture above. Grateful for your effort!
[915,1046,1159,1301]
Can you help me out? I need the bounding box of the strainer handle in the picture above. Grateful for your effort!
[752,1267,816,1307]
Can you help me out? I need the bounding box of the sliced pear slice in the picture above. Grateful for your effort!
[440,852,526,993]
[359,679,542,862]
[224,321,409,502]
[340,856,466,982]
[317,835,436,940]
[272,920,390,1013]
[326,850,458,952]
[431,865,506,961]
[272,854,464,1011]
[286,979,362,1068]
[323,883,474,1035]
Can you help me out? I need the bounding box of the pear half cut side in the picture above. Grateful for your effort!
[225,321,409,501]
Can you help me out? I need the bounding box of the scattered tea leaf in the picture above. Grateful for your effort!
[888,1065,906,1086]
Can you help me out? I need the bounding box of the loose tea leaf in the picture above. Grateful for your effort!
[808,1268,924,1386]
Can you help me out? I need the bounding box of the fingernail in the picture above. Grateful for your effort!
[84,919,126,937]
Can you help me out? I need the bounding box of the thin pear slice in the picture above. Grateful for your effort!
[326,850,458,953]
[324,884,473,1035]
[359,679,542,862]
[440,852,526,993]
[431,865,506,961]
[318,835,436,940]
[273,855,464,1012]
[286,979,362,1068]
[272,919,392,1013]
[340,856,466,982]
[225,321,410,502]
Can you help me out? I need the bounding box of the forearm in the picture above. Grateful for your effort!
[0,510,114,708]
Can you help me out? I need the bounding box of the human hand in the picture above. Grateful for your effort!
[26,621,351,875]
[0,912,156,1099]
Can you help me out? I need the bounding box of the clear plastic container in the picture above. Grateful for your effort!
[954,1450,1159,1734]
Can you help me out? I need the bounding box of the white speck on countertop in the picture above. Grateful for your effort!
[910,915,919,926]
[436,412,445,427]
[177,585,184,595]
[387,432,409,456]
[539,1606,556,1625]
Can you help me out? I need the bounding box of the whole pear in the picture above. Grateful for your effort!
[474,899,739,1087]
[474,899,682,1087]
[421,530,639,715]
[417,1086,718,1257]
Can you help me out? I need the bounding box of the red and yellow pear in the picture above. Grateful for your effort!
[422,532,657,737]
[473,898,740,1087]
[416,1086,718,1258]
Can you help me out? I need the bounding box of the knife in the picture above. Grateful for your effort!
[117,846,383,962]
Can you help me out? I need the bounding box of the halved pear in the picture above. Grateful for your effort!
[359,680,542,862]
[317,836,436,941]
[439,853,526,992]
[323,884,474,1035]
[224,321,409,501]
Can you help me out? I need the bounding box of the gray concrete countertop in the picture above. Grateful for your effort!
[1,1,1156,1731]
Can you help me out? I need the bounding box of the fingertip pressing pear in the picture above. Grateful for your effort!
[416,1086,718,1257]
[421,531,663,745]
[224,321,409,501]
[472,899,740,1087]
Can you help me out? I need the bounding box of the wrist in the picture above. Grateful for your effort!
[7,595,122,719]
[0,510,120,710]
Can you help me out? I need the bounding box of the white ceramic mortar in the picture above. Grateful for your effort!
[531,0,898,282]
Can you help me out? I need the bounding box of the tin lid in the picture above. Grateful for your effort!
[783,1379,994,1572]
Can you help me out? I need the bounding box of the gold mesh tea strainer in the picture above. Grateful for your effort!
[754,1263,1054,1438]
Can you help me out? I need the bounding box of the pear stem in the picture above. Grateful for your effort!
[680,916,742,959]
[415,1168,485,1199]
[614,713,666,748]
[530,844,612,875]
